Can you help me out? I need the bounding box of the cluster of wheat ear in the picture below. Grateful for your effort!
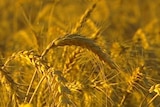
[1,0,160,107]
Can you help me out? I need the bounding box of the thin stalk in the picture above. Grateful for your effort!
[24,69,37,103]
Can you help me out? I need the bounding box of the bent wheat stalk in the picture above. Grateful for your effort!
[41,34,121,72]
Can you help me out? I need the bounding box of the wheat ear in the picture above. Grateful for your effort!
[119,66,144,106]
[41,34,120,72]
[72,2,97,33]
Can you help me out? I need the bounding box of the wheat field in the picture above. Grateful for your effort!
[0,0,160,107]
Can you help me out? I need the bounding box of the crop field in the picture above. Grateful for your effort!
[0,0,160,107]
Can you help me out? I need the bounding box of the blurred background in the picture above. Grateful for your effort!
[0,0,160,106]
[0,0,160,56]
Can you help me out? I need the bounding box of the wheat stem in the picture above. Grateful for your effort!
[28,68,52,104]
[24,69,37,103]
[147,93,159,107]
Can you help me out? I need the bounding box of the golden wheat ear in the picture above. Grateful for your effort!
[72,2,97,33]
[41,34,120,72]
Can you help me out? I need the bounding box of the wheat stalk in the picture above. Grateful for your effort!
[147,84,160,106]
